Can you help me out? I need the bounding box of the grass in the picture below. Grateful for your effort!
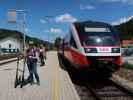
[123,61,133,70]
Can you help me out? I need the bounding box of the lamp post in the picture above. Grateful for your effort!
[17,10,27,54]
[42,16,53,42]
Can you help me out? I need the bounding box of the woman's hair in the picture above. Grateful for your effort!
[26,48,31,54]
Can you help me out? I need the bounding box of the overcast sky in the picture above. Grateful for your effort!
[0,0,133,42]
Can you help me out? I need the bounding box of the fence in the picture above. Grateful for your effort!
[0,48,19,54]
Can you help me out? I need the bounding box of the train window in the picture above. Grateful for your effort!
[84,27,111,32]
[75,25,120,46]
[65,33,71,43]
[70,34,77,49]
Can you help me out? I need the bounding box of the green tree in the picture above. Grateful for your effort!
[54,37,62,49]
[115,19,133,40]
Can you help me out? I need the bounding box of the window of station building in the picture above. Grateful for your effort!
[9,44,12,48]
[70,34,77,49]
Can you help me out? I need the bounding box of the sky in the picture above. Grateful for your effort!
[0,0,133,42]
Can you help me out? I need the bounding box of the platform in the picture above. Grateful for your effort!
[0,51,80,100]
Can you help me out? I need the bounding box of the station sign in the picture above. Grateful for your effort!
[7,9,17,23]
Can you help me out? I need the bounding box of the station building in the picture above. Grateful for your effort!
[0,29,47,54]
[0,36,23,54]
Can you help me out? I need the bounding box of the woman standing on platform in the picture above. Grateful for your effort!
[26,43,40,85]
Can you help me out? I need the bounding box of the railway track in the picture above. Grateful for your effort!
[0,56,20,66]
[78,79,133,100]
[58,54,133,100]
[0,58,18,65]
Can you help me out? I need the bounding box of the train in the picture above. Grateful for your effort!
[58,21,123,78]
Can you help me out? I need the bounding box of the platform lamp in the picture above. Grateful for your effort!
[41,16,53,50]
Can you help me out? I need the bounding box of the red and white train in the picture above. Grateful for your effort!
[58,21,123,78]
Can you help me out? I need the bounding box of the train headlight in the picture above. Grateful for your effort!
[84,48,97,53]
[112,48,120,53]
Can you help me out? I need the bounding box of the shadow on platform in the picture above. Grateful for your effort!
[57,53,111,88]
[14,77,39,88]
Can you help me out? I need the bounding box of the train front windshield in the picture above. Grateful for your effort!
[78,27,120,46]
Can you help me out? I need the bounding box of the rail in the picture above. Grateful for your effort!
[85,79,133,100]
[0,55,20,65]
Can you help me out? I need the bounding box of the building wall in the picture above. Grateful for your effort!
[0,37,23,51]
[122,40,133,47]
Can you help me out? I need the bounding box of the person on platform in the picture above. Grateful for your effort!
[39,45,46,66]
[26,43,40,85]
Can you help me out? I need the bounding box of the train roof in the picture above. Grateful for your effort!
[73,21,111,28]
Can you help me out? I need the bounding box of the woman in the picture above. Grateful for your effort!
[26,44,40,85]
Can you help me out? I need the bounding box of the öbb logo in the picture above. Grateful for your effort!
[99,48,109,52]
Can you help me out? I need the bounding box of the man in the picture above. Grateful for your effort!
[26,43,40,85]
[39,45,46,66]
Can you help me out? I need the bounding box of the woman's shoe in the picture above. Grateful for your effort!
[37,82,40,86]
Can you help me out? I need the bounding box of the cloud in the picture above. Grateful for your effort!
[50,28,62,33]
[40,19,46,24]
[100,0,133,4]
[55,13,77,23]
[44,28,63,33]
[111,15,133,25]
[80,4,95,10]
[101,0,121,2]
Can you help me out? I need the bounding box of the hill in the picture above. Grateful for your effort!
[0,29,47,45]
[115,19,133,40]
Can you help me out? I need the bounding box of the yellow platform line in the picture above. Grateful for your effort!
[52,60,60,100]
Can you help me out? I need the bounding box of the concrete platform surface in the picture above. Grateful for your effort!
[0,51,80,100]
[0,57,17,65]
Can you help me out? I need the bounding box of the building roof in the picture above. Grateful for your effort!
[0,29,23,40]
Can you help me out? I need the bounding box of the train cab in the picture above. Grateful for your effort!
[59,21,123,78]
